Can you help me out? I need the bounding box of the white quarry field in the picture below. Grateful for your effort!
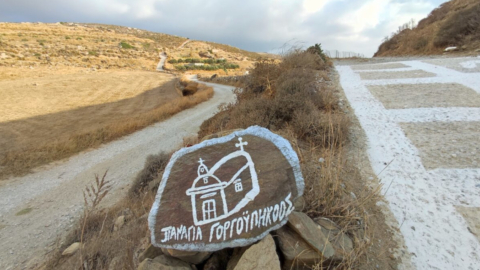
[337,56,480,270]
[0,79,235,270]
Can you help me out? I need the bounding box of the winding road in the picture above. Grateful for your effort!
[156,52,167,71]
[0,78,235,270]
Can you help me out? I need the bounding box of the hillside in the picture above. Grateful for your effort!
[0,22,264,74]
[374,0,480,57]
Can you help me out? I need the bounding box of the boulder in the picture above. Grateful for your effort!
[275,226,325,269]
[62,242,81,256]
[314,217,353,253]
[199,51,214,58]
[162,249,211,264]
[148,126,303,251]
[287,212,334,259]
[226,234,280,270]
[138,255,192,270]
[139,244,164,262]
[200,129,243,141]
[203,250,229,270]
[444,46,458,52]
[294,196,306,212]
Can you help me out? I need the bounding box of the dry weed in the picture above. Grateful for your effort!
[0,87,213,179]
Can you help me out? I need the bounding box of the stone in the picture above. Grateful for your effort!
[149,126,304,251]
[294,196,306,212]
[138,255,192,270]
[114,216,125,231]
[226,234,280,270]
[162,249,211,264]
[275,226,325,269]
[0,52,8,59]
[444,46,458,52]
[199,51,213,58]
[287,212,335,259]
[314,217,354,253]
[62,242,81,256]
[139,244,164,262]
[203,250,228,270]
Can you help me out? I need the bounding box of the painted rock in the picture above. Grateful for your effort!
[148,126,304,251]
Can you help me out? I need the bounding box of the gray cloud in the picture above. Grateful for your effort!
[0,0,449,57]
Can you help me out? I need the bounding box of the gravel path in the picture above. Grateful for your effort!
[0,78,235,270]
[156,52,167,71]
[337,56,480,270]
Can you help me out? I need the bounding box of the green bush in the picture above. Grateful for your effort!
[307,43,327,63]
[88,51,98,56]
[168,59,178,64]
[65,36,71,40]
[120,41,135,49]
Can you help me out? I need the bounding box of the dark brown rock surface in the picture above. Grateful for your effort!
[149,126,304,251]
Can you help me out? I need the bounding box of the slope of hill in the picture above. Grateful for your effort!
[374,0,480,57]
[0,22,264,72]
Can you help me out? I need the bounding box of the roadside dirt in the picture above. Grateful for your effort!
[0,80,235,270]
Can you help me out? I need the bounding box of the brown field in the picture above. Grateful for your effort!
[0,66,215,178]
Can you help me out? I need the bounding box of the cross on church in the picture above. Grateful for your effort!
[198,158,205,164]
[235,137,248,151]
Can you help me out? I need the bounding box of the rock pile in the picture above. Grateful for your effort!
[136,207,354,270]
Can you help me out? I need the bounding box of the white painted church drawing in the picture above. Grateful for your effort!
[186,137,260,226]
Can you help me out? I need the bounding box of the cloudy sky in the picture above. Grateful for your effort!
[1,0,449,57]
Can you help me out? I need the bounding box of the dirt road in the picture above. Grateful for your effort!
[0,78,235,270]
[337,56,480,270]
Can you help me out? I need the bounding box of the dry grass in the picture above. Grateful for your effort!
[0,22,184,70]
[197,49,380,269]
[46,48,383,270]
[375,0,480,56]
[45,191,155,270]
[0,85,213,179]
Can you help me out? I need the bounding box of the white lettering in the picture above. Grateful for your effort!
[272,204,279,222]
[236,217,244,235]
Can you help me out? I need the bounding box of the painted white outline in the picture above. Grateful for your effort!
[186,137,260,226]
[148,126,304,251]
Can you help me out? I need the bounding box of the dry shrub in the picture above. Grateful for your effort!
[199,49,338,141]
[198,74,247,88]
[183,82,198,95]
[128,152,170,198]
[45,196,155,270]
[197,48,380,268]
[434,3,480,47]
[0,88,214,179]
[375,0,480,56]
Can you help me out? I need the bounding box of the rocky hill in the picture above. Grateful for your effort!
[0,22,265,73]
[374,0,480,57]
